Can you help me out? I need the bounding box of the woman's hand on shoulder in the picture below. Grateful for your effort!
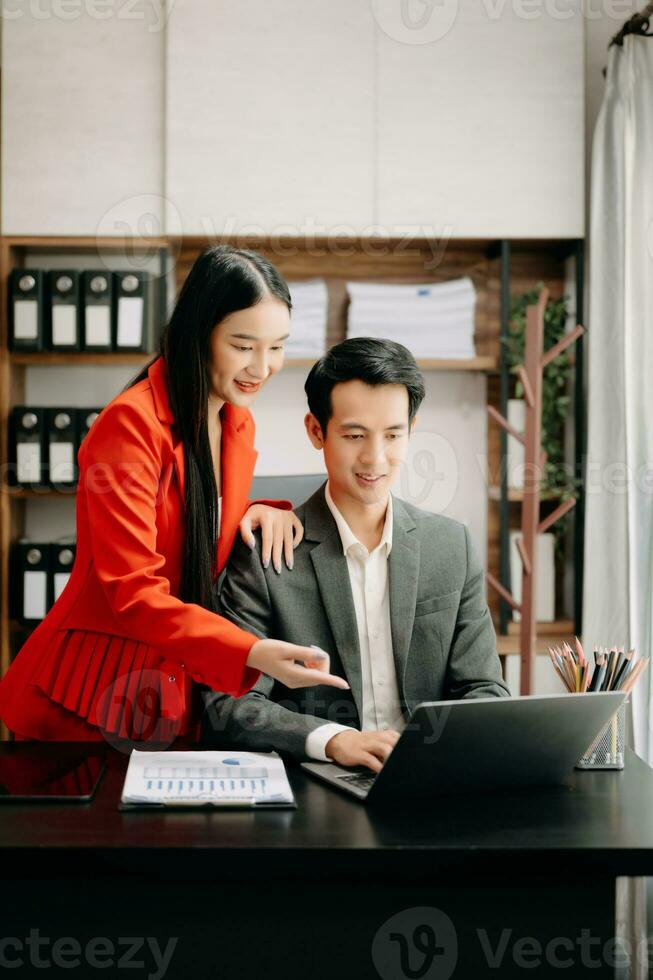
[239,504,304,572]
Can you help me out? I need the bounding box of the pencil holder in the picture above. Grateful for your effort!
[575,702,626,770]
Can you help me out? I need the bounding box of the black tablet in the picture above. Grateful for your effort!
[0,744,106,803]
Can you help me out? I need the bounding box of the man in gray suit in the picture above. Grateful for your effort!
[203,338,509,771]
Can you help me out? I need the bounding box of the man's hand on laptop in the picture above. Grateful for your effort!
[325,730,400,773]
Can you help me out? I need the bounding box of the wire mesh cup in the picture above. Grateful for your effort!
[576,702,626,770]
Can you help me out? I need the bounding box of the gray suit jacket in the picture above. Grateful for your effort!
[201,483,510,758]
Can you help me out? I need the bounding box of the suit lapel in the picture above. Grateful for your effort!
[310,542,364,721]
[148,356,188,509]
[306,489,364,720]
[172,438,186,505]
[217,409,258,569]
[388,499,419,695]
[168,400,258,570]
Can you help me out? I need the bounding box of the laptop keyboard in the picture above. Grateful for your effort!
[337,772,377,793]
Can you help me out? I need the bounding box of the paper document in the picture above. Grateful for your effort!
[23,570,47,620]
[17,443,41,484]
[285,279,328,357]
[14,300,38,340]
[116,296,144,347]
[52,305,77,346]
[85,305,111,347]
[346,276,477,359]
[121,750,295,806]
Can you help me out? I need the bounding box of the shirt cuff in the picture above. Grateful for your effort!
[305,723,355,761]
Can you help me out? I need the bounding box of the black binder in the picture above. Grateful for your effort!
[48,270,81,351]
[113,271,156,352]
[15,541,50,625]
[82,271,113,351]
[51,542,76,605]
[76,407,102,452]
[46,408,77,488]
[9,270,46,352]
[11,407,46,487]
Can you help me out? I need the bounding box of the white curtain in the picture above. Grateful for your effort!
[584,35,653,980]
[585,34,653,763]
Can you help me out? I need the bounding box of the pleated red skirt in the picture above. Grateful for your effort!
[0,622,192,744]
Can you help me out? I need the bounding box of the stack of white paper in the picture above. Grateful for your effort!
[346,277,477,359]
[121,750,295,806]
[286,279,328,358]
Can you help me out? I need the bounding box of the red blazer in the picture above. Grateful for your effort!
[0,356,290,742]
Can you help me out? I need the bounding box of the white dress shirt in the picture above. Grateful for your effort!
[305,482,406,761]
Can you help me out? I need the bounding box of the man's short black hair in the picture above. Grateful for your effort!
[304,337,426,434]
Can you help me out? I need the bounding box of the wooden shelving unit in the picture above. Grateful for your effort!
[0,236,169,740]
[496,619,575,656]
[172,234,505,360]
[488,486,564,502]
[506,617,574,636]
[0,233,585,739]
[9,352,154,367]
[2,488,77,500]
[9,351,498,372]
[486,240,585,672]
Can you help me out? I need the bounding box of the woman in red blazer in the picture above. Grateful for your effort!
[0,246,347,743]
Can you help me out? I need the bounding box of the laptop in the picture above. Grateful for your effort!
[301,691,627,805]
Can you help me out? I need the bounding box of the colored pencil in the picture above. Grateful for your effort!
[547,642,649,697]
[612,650,634,691]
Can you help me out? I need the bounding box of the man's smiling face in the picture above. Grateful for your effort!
[305,379,414,508]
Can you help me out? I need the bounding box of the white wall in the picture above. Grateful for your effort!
[1,4,164,235]
[165,0,376,236]
[0,1,602,266]
[166,0,584,237]
[504,653,567,696]
[376,2,584,237]
[0,1,586,237]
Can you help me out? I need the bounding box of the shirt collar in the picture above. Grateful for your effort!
[324,481,393,558]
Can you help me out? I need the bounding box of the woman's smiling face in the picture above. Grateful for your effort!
[207,295,290,407]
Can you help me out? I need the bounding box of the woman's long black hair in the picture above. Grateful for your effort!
[127,245,291,612]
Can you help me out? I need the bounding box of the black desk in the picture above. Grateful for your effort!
[2,744,653,979]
